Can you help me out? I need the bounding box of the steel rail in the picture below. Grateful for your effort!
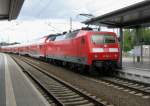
[12,55,108,106]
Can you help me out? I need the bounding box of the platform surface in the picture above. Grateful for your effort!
[117,57,150,84]
[123,57,150,71]
[0,53,50,106]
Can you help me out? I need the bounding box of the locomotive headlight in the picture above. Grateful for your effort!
[94,54,98,58]
[115,54,117,57]
[92,48,104,52]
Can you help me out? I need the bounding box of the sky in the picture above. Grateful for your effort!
[0,0,144,43]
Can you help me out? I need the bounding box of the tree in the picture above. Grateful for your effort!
[123,28,150,52]
[123,29,134,52]
[142,28,150,44]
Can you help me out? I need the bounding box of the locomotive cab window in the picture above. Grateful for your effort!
[91,34,116,44]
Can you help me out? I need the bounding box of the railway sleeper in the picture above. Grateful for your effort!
[46,85,65,88]
[60,97,85,102]
[47,85,66,89]
[48,88,69,91]
[53,92,77,96]
[57,94,81,99]
[141,87,150,90]
[63,99,89,105]
[50,90,73,94]
[63,100,89,105]
[49,88,69,92]
[78,103,95,106]
[52,91,75,95]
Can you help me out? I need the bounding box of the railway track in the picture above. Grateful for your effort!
[98,77,150,97]
[14,55,150,98]
[12,55,150,98]
[12,55,113,106]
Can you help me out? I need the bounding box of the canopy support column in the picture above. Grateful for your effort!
[119,28,123,68]
[135,27,143,63]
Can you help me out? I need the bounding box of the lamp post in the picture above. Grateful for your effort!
[69,17,72,32]
[69,13,95,32]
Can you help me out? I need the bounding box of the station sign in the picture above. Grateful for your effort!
[133,46,141,56]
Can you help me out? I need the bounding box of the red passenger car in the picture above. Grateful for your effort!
[0,28,120,73]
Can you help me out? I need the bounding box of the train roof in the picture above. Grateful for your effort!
[1,30,117,49]
[70,27,117,35]
[78,29,117,35]
[1,43,29,48]
[1,34,62,48]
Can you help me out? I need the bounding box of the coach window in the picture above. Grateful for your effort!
[55,35,66,41]
[65,33,70,39]
[48,36,56,41]
[65,31,79,39]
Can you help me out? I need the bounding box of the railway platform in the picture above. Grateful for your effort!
[123,57,150,70]
[115,57,150,84]
[0,53,50,106]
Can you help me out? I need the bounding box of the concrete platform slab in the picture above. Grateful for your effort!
[0,54,6,106]
[117,68,150,84]
[0,53,50,106]
[123,57,150,71]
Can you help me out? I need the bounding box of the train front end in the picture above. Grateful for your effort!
[89,32,120,69]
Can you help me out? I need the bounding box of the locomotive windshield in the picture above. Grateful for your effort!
[91,34,116,44]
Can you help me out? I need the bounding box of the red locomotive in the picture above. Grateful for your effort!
[1,28,120,73]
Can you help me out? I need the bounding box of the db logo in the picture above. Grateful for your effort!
[104,45,107,47]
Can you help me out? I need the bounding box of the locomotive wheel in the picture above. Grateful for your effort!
[87,65,98,75]
[68,63,76,70]
[57,61,62,66]
[62,61,67,67]
[77,65,87,74]
[95,67,104,76]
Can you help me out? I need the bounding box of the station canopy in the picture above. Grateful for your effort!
[0,0,24,20]
[83,1,150,28]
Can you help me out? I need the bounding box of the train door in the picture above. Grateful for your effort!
[39,44,46,57]
[45,35,56,58]
[78,36,87,64]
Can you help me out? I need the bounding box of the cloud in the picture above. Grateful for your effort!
[0,19,85,43]
[0,0,145,43]
[18,0,144,20]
